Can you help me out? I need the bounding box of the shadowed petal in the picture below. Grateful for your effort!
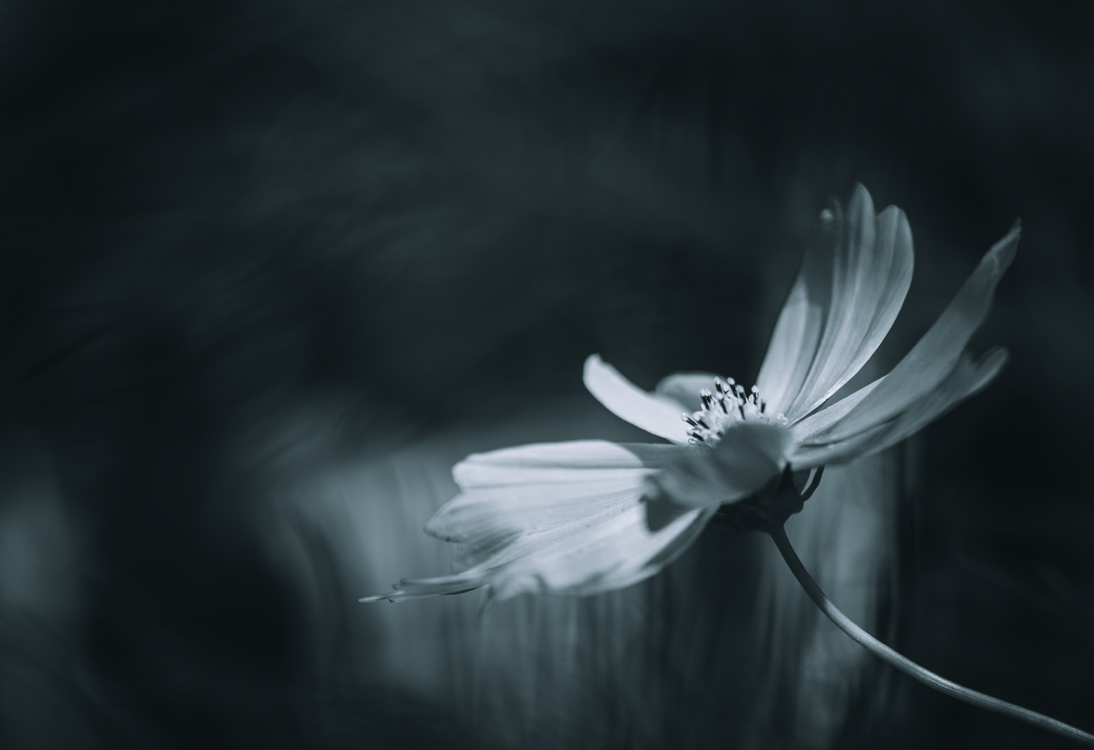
[645,421,793,509]
[440,440,687,569]
[487,500,714,600]
[790,348,1008,467]
[583,355,691,443]
[818,223,1019,443]
[758,186,914,422]
[654,372,721,412]
[362,440,708,602]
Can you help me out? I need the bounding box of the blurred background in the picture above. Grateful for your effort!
[0,1,1091,748]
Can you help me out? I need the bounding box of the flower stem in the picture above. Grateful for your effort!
[767,524,1094,746]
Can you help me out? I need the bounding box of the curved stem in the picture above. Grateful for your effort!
[768,524,1094,746]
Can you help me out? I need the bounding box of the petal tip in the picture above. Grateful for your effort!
[422,515,450,540]
[987,221,1021,282]
[849,183,875,212]
[582,352,604,376]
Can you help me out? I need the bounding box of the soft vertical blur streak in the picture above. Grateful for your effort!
[0,435,91,750]
[770,457,898,746]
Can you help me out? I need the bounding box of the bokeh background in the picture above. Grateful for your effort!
[0,1,1091,748]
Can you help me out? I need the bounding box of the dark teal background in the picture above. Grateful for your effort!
[0,1,1091,748]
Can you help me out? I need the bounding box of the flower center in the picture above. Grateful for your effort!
[683,379,786,447]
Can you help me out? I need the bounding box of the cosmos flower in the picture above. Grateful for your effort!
[363,185,1019,603]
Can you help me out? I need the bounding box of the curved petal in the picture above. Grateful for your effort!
[583,355,691,443]
[757,185,915,422]
[655,372,721,412]
[361,440,710,602]
[785,421,887,470]
[789,348,1008,467]
[645,421,793,509]
[358,570,490,602]
[858,347,1008,458]
[754,212,833,415]
[441,440,687,569]
[790,377,884,443]
[487,499,714,600]
[817,222,1019,443]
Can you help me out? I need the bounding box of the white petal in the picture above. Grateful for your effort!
[817,223,1019,443]
[759,186,915,422]
[646,421,793,509]
[451,439,683,488]
[754,222,831,416]
[583,355,691,443]
[487,502,714,600]
[362,440,708,602]
[439,440,686,569]
[859,348,1008,457]
[359,570,490,603]
[790,348,1008,467]
[654,372,722,411]
[785,423,886,470]
[790,377,883,443]
[430,477,654,570]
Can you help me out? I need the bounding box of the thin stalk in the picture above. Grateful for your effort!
[768,524,1094,746]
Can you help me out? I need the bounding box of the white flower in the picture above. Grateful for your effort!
[362,185,1019,603]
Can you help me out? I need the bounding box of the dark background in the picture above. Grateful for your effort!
[0,1,1091,748]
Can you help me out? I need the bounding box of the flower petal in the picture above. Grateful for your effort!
[362,440,710,602]
[654,372,721,412]
[817,222,1019,443]
[790,377,884,443]
[860,348,1008,457]
[439,440,687,569]
[754,215,832,417]
[358,570,490,603]
[789,348,1008,467]
[583,355,691,443]
[758,186,915,422]
[645,421,793,509]
[487,499,714,600]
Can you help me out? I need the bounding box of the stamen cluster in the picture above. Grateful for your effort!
[683,378,785,447]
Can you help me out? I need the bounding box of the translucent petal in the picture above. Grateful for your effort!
[487,501,714,600]
[858,348,1008,458]
[583,355,691,443]
[785,422,886,470]
[361,440,709,602]
[790,377,883,443]
[789,348,1008,468]
[818,223,1019,443]
[645,421,793,509]
[440,440,686,570]
[754,212,833,416]
[758,186,915,422]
